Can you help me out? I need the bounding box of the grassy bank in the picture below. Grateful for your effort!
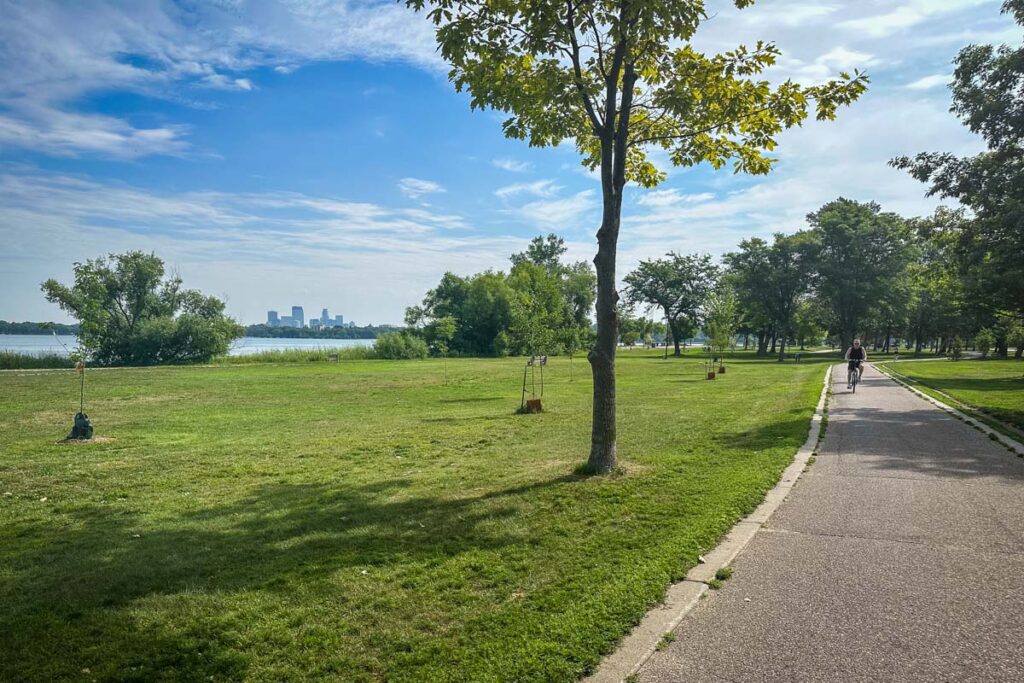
[877,358,1024,433]
[0,351,75,370]
[1,352,827,681]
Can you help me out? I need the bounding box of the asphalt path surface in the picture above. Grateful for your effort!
[640,364,1024,682]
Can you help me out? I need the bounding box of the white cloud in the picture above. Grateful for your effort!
[517,190,597,229]
[0,171,510,324]
[906,73,953,90]
[636,190,715,208]
[398,177,445,199]
[495,179,562,199]
[0,0,441,158]
[492,158,532,173]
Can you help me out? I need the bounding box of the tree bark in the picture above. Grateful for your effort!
[587,193,620,473]
[585,32,638,474]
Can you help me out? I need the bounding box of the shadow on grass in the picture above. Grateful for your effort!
[714,408,813,452]
[0,474,582,681]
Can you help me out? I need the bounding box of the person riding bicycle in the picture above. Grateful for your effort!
[845,338,867,389]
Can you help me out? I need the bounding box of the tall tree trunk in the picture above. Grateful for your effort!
[587,51,635,473]
[757,330,768,355]
[671,318,682,356]
[587,199,620,473]
[778,333,787,362]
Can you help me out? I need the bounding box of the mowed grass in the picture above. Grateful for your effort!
[0,353,826,681]
[879,358,1024,431]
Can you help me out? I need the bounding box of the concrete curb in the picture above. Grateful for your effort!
[873,363,1024,457]
[583,364,834,683]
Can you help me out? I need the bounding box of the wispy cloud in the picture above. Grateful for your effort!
[906,73,953,90]
[492,157,531,173]
[517,190,597,229]
[398,177,445,199]
[0,0,440,159]
[494,179,562,200]
[0,171,511,323]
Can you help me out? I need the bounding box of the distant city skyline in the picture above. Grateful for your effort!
[265,305,354,329]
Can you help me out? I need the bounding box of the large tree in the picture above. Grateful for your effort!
[41,251,243,366]
[893,0,1024,332]
[802,199,910,353]
[406,0,867,473]
[624,252,718,356]
[724,233,811,360]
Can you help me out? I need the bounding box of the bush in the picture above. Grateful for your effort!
[374,332,429,360]
[975,328,995,358]
[42,251,244,366]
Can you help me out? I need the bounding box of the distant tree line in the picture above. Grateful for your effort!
[405,234,597,359]
[0,320,79,335]
[244,324,386,339]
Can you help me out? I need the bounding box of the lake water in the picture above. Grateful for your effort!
[0,335,372,357]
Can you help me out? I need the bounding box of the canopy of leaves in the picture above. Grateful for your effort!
[799,199,910,350]
[41,251,244,366]
[893,0,1024,315]
[406,0,868,187]
[624,252,718,353]
[407,234,596,356]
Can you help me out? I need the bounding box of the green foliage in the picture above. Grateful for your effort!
[625,253,718,355]
[0,352,76,370]
[244,324,383,339]
[893,1,1024,319]
[40,251,244,366]
[374,332,430,360]
[800,199,911,351]
[406,0,867,184]
[723,233,812,357]
[704,286,739,356]
[409,235,595,357]
[975,328,996,358]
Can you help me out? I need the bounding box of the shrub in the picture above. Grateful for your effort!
[975,328,995,358]
[374,332,429,360]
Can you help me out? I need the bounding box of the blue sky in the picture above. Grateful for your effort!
[0,0,1018,325]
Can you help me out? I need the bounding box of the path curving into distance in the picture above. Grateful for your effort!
[639,364,1024,682]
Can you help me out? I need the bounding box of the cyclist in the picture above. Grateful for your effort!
[845,338,867,389]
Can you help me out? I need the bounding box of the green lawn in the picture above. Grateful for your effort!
[1,353,826,681]
[877,358,1024,432]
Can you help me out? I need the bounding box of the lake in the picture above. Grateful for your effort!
[0,335,373,357]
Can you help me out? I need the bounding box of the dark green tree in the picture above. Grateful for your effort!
[624,253,718,356]
[893,0,1024,338]
[406,0,867,472]
[801,199,910,353]
[41,251,243,366]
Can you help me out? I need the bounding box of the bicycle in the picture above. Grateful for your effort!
[848,360,864,393]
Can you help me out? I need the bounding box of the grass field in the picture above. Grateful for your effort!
[877,358,1024,433]
[1,352,827,681]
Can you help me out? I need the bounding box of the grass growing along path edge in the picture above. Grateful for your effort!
[876,359,1024,439]
[0,352,828,681]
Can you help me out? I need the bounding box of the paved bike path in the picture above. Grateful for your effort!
[640,364,1024,682]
